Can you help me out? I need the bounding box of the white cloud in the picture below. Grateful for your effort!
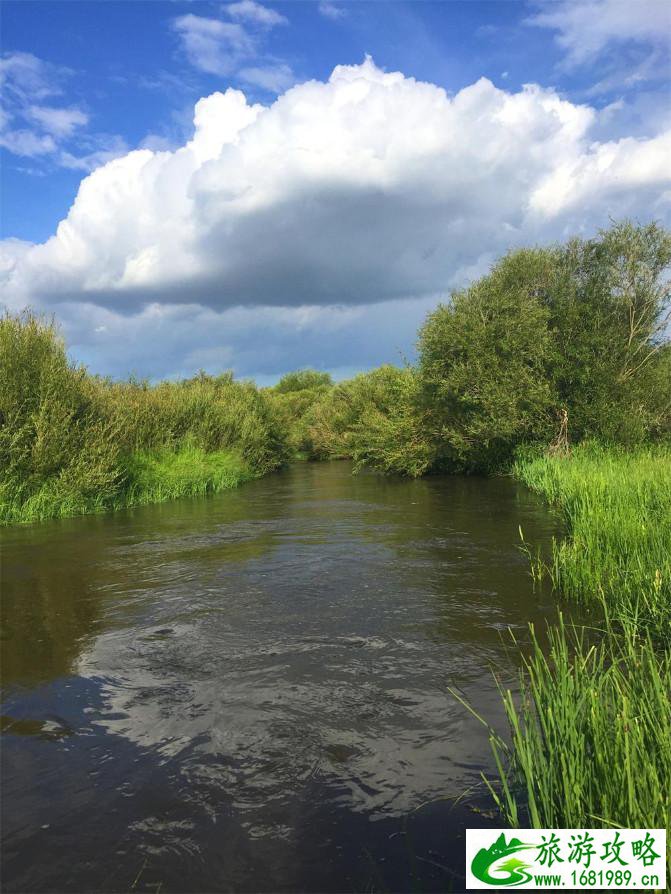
[1,58,669,378]
[318,1,346,21]
[172,14,255,76]
[0,51,74,159]
[226,1,288,28]
[0,51,125,171]
[0,51,67,102]
[172,10,292,92]
[0,128,56,157]
[27,105,88,137]
[528,0,671,69]
[238,62,294,92]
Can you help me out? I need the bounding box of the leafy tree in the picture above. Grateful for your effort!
[416,221,671,472]
[274,369,333,393]
[418,248,558,471]
[546,221,671,443]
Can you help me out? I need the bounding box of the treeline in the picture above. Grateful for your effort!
[1,220,669,524]
[266,220,671,473]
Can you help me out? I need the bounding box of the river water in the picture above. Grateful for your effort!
[1,461,563,893]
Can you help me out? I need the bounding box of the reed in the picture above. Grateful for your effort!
[0,311,286,524]
[471,446,671,873]
[513,444,671,638]
[463,616,671,882]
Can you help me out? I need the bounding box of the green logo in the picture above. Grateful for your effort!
[471,833,536,887]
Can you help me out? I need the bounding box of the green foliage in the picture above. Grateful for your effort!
[266,372,334,458]
[298,365,435,473]
[0,311,122,521]
[274,368,333,393]
[97,372,286,475]
[417,221,671,473]
[547,221,671,443]
[0,311,286,524]
[479,618,671,863]
[347,366,434,476]
[121,446,250,506]
[514,444,671,638]
[419,248,558,471]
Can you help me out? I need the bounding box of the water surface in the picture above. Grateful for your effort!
[1,461,563,892]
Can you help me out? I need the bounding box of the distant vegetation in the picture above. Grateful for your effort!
[267,220,670,473]
[4,220,668,525]
[0,312,286,523]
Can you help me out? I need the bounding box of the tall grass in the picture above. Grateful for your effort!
[483,618,671,840]
[0,311,286,524]
[513,444,671,638]
[121,446,251,507]
[470,446,671,877]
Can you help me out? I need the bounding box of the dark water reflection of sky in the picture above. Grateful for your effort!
[1,461,565,893]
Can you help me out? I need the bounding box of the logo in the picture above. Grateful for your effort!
[471,833,536,887]
[465,829,667,890]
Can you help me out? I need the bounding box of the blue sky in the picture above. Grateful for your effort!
[1,0,670,382]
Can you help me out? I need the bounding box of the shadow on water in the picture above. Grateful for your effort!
[1,461,567,893]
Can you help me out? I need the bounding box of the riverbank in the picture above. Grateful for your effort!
[484,446,671,879]
[0,311,286,525]
[1,445,254,525]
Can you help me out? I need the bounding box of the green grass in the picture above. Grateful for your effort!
[0,311,286,526]
[483,618,671,838]
[0,446,252,524]
[458,445,671,878]
[122,446,252,506]
[513,444,671,639]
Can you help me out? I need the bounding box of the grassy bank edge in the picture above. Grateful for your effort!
[460,445,671,884]
[0,445,255,525]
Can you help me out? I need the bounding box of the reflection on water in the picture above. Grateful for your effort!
[1,461,564,893]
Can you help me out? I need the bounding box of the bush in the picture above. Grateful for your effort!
[0,312,287,524]
[266,371,334,458]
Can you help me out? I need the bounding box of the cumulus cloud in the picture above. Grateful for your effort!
[2,58,670,379]
[528,0,671,69]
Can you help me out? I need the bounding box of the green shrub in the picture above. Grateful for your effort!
[419,248,558,472]
[273,369,333,393]
[0,312,287,524]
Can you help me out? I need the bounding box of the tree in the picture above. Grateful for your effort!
[418,248,558,471]
[274,369,333,393]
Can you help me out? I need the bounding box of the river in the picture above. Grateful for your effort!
[1,461,563,893]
